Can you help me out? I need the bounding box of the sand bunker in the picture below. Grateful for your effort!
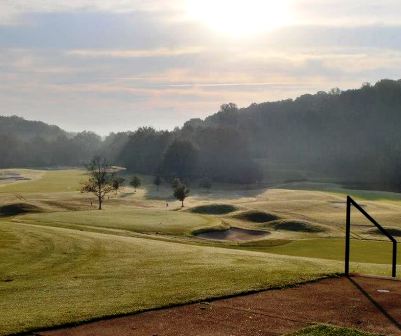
[195,227,269,241]
[0,172,30,184]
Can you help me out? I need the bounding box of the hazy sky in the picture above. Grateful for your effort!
[1,0,401,134]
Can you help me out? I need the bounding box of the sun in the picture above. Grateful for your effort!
[186,0,292,37]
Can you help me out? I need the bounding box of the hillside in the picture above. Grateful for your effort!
[0,115,68,141]
[182,79,401,189]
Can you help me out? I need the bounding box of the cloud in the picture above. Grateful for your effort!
[0,0,182,25]
[67,47,204,58]
[1,6,401,133]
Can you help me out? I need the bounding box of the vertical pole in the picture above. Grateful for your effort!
[345,196,351,276]
[392,242,397,278]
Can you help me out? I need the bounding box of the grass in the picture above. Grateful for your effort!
[255,238,401,266]
[267,219,326,233]
[0,221,339,335]
[0,202,43,216]
[279,180,401,202]
[233,210,280,223]
[0,169,84,193]
[189,204,238,214]
[1,168,401,334]
[290,325,379,336]
[19,207,223,236]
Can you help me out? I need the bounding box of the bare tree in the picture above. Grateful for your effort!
[80,156,122,210]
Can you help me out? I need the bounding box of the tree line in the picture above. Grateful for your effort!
[3,79,401,190]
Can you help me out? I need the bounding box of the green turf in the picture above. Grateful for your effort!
[0,222,339,335]
[280,181,401,202]
[267,219,326,233]
[247,238,401,267]
[19,207,224,236]
[233,210,280,223]
[0,202,43,216]
[189,204,238,214]
[290,325,379,335]
[1,169,401,335]
[0,169,84,193]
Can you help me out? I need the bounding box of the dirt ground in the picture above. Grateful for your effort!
[36,275,401,336]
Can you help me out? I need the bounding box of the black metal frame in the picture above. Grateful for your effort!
[345,195,397,278]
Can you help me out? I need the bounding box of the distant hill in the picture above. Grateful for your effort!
[183,79,401,189]
[0,115,68,141]
[0,116,101,168]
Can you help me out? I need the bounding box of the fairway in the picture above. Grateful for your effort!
[244,238,401,266]
[0,221,338,335]
[20,207,224,236]
[1,169,401,335]
[0,169,84,193]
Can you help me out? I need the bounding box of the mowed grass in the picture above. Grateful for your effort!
[1,169,401,334]
[238,238,401,268]
[19,207,224,236]
[0,222,339,335]
[0,169,84,193]
[290,325,379,336]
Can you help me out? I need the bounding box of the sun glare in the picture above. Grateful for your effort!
[186,0,292,37]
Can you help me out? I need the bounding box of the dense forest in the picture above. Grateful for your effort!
[1,79,401,189]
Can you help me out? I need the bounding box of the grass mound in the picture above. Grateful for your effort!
[268,219,326,233]
[367,227,401,237]
[291,325,376,335]
[0,203,43,217]
[234,210,280,223]
[189,204,238,215]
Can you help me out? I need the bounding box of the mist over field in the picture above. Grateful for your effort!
[2,1,401,336]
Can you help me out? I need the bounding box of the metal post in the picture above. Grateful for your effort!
[345,196,351,276]
[392,241,397,278]
[346,195,397,278]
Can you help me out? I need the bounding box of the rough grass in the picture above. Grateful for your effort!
[233,210,280,223]
[0,222,339,335]
[290,325,378,336]
[268,219,326,233]
[0,202,43,216]
[189,204,238,215]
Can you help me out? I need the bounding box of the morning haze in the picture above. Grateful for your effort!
[1,1,401,336]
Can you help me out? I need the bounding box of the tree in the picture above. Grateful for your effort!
[160,140,198,180]
[130,175,141,192]
[171,177,181,189]
[80,156,122,210]
[173,183,190,207]
[153,175,162,191]
[112,176,125,193]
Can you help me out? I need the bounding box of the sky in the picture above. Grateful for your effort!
[1,0,401,134]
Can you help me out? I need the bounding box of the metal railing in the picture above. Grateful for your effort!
[345,195,397,278]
